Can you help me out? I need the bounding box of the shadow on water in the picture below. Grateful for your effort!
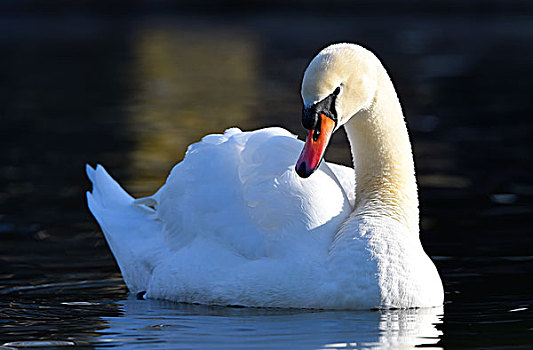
[1,7,532,350]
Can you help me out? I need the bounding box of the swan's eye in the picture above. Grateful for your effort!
[333,86,342,96]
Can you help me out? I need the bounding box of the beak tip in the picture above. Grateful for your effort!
[295,161,313,178]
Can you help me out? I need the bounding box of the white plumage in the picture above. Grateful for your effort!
[87,43,443,309]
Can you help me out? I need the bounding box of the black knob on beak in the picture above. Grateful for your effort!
[302,107,318,131]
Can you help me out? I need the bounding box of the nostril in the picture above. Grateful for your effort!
[312,128,320,142]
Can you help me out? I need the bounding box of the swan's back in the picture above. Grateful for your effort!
[152,127,352,258]
[88,127,355,306]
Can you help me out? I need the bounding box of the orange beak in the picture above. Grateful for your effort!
[295,114,336,178]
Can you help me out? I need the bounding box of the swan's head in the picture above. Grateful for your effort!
[296,43,378,178]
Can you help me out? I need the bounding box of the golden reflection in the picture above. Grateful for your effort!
[126,25,258,195]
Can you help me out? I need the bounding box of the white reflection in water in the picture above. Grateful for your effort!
[95,298,442,349]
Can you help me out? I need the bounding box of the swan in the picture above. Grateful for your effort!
[86,43,444,309]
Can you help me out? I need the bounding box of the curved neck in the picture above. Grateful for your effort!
[343,66,419,233]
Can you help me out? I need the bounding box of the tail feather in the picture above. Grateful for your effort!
[85,163,96,183]
[86,164,134,208]
[86,164,165,293]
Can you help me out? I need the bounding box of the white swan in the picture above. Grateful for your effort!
[87,43,444,309]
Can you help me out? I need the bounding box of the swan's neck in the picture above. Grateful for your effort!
[344,67,419,233]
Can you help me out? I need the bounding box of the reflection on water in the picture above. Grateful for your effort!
[127,25,258,193]
[94,298,442,350]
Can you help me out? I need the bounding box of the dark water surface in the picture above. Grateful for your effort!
[1,11,532,349]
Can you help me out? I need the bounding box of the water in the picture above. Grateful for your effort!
[1,9,532,349]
